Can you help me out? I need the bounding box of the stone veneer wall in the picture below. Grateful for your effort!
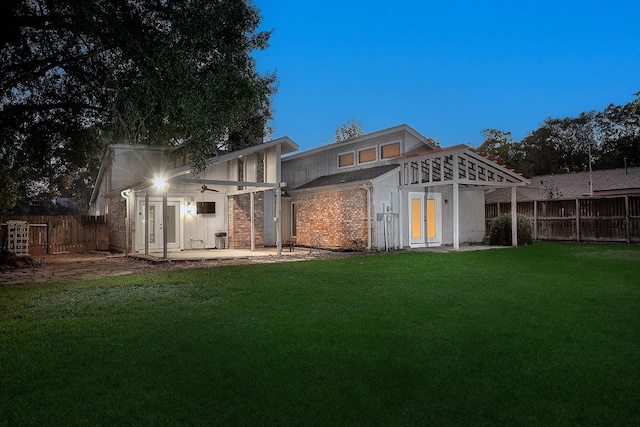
[295,188,370,249]
[106,195,126,252]
[228,192,265,248]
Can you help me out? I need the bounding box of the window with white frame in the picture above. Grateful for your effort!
[338,151,355,168]
[358,147,377,164]
[381,142,401,159]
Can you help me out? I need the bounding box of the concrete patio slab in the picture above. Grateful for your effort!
[128,246,330,262]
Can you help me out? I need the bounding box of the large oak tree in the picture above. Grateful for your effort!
[0,0,276,213]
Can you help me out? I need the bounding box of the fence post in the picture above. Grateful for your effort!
[625,195,631,244]
[576,199,580,242]
[533,200,538,240]
[46,221,51,255]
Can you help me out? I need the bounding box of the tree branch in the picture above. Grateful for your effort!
[0,101,106,123]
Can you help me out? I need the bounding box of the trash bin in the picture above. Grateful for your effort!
[215,232,227,249]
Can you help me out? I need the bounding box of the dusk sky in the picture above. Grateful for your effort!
[254,1,639,152]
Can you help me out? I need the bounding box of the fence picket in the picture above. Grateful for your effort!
[1,215,109,255]
[486,196,640,243]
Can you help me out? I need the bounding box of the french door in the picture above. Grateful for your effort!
[408,192,442,248]
[137,200,180,252]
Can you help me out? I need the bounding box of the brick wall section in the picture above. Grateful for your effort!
[107,195,126,252]
[295,188,370,249]
[228,193,265,248]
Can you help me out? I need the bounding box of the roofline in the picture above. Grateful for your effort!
[167,136,298,179]
[398,144,531,183]
[291,179,372,195]
[89,146,113,205]
[290,165,400,193]
[283,124,438,162]
[370,165,401,184]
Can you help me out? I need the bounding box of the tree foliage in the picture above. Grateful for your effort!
[1,0,276,212]
[477,98,640,176]
[334,119,365,142]
[477,129,521,166]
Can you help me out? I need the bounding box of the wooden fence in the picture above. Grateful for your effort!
[485,195,640,243]
[1,215,109,256]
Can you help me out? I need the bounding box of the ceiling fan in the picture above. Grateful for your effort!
[200,184,219,193]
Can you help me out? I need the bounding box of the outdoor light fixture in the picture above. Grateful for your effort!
[153,177,167,190]
[187,202,194,213]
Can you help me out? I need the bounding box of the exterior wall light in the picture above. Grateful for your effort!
[153,177,166,189]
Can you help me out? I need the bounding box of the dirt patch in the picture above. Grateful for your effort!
[0,250,43,271]
[0,251,361,286]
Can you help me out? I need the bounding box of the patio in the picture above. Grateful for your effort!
[127,246,332,262]
[128,243,501,263]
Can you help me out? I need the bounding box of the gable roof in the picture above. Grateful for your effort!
[293,164,399,190]
[485,167,640,203]
[397,144,530,188]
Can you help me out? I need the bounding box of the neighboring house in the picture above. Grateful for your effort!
[281,125,530,250]
[90,138,298,254]
[485,167,640,204]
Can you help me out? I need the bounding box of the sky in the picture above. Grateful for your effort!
[252,0,639,152]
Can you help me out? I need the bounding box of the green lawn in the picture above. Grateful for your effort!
[1,242,639,426]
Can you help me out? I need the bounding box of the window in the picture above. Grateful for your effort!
[381,142,400,159]
[257,153,265,183]
[237,157,244,190]
[358,147,376,164]
[338,152,355,168]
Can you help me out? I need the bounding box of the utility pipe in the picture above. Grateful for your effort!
[362,183,372,250]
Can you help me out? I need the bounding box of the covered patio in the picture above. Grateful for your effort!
[398,145,530,249]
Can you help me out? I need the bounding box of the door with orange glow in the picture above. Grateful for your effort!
[425,194,442,247]
[409,192,441,248]
[409,192,425,248]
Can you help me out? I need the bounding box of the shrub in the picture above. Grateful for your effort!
[489,214,533,246]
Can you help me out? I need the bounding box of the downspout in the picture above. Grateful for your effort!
[362,183,372,250]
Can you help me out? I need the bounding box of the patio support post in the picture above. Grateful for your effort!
[162,188,168,260]
[511,186,518,247]
[144,191,149,255]
[453,182,460,250]
[276,144,282,256]
[250,191,255,251]
[452,154,460,250]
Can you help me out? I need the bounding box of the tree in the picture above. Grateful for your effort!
[334,119,365,142]
[0,164,19,214]
[477,129,523,169]
[1,0,276,212]
[594,102,640,169]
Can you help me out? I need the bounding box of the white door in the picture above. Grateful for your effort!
[425,193,442,247]
[137,200,180,252]
[409,192,425,248]
[409,192,442,248]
